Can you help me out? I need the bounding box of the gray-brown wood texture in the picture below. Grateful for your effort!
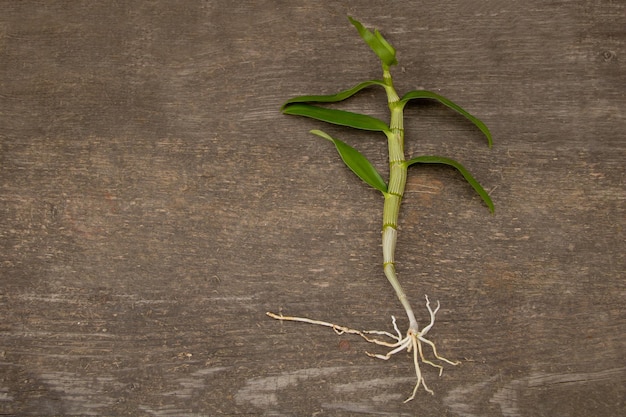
[1,1,624,415]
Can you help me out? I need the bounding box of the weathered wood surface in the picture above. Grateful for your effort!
[1,1,624,415]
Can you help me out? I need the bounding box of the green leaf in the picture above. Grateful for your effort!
[311,129,388,193]
[401,90,492,147]
[283,103,389,132]
[348,16,398,66]
[282,80,386,109]
[405,155,494,212]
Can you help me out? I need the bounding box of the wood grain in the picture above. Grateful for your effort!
[1,1,624,415]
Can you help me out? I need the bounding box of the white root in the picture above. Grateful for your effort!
[266,294,459,402]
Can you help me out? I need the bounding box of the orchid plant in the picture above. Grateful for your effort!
[267,17,493,402]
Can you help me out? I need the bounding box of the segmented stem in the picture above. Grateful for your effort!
[380,65,419,331]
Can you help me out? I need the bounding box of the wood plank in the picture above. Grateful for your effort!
[1,1,624,415]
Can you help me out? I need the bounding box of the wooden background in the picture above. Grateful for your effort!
[1,1,624,415]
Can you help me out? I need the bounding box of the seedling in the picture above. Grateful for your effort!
[267,17,493,402]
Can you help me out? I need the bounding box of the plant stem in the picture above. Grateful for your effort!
[380,64,419,331]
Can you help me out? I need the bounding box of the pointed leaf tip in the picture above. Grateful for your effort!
[348,16,398,66]
[401,90,493,147]
[405,155,494,213]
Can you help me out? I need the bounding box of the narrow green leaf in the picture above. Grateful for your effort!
[401,90,492,147]
[283,103,389,132]
[405,155,494,212]
[311,129,388,193]
[282,80,386,109]
[348,16,398,66]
